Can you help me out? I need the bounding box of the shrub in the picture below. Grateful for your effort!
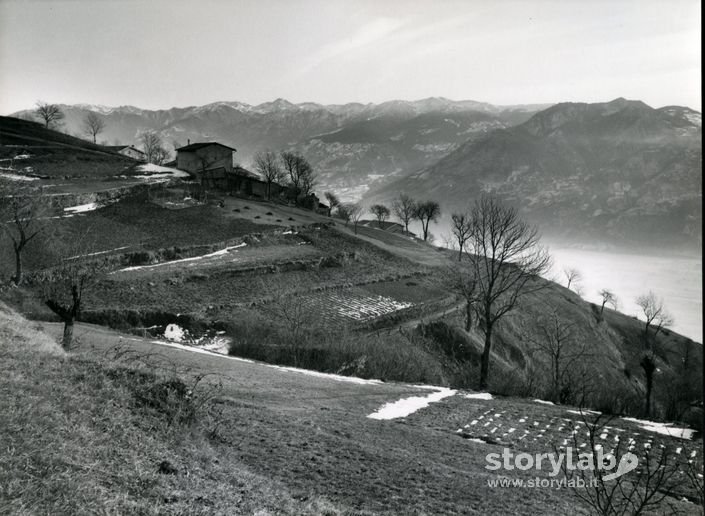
[123,250,157,266]
[225,311,445,384]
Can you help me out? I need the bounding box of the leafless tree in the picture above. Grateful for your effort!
[323,192,340,217]
[140,130,169,165]
[254,150,285,200]
[392,194,416,235]
[34,101,64,129]
[564,267,582,291]
[0,187,45,285]
[82,112,106,143]
[448,263,477,332]
[598,289,618,315]
[41,232,103,350]
[635,292,673,343]
[300,164,317,198]
[345,203,364,234]
[561,411,682,516]
[280,151,316,201]
[258,278,317,367]
[414,200,441,242]
[370,204,390,228]
[635,291,673,417]
[336,204,352,226]
[525,310,589,403]
[464,196,552,390]
[451,211,472,261]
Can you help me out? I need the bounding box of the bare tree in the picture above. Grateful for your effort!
[392,194,416,235]
[464,196,551,390]
[34,101,64,129]
[561,411,681,516]
[635,292,673,342]
[324,192,340,217]
[260,286,316,367]
[1,189,45,285]
[525,310,589,403]
[598,289,618,315]
[140,130,169,165]
[370,204,390,228]
[414,200,441,242]
[281,151,316,201]
[564,268,582,291]
[451,211,472,261]
[82,112,106,143]
[635,291,673,417]
[300,163,317,198]
[41,233,103,350]
[344,203,364,234]
[448,264,477,332]
[254,150,285,200]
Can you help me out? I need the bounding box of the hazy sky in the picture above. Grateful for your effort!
[0,0,700,114]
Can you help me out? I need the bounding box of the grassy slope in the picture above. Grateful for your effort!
[34,319,591,515]
[5,193,701,421]
[0,304,368,515]
[16,318,703,515]
[0,116,135,178]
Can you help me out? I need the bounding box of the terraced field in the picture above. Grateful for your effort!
[295,288,414,324]
[404,394,703,502]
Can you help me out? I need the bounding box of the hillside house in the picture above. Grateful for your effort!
[107,145,146,161]
[175,142,236,184]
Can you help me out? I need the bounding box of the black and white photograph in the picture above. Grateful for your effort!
[0,0,702,514]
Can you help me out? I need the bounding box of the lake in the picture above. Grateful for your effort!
[548,248,702,343]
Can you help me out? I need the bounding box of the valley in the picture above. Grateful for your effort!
[1,101,702,515]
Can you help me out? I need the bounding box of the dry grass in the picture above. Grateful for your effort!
[0,305,361,515]
[0,302,64,356]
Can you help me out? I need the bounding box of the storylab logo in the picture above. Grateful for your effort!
[485,447,638,488]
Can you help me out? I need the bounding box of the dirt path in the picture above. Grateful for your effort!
[333,224,449,267]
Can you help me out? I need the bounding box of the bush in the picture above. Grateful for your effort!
[225,312,446,385]
[124,250,157,266]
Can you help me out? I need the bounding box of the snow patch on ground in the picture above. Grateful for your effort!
[533,399,555,405]
[116,243,247,272]
[0,171,39,181]
[146,339,384,385]
[466,392,494,400]
[164,323,186,342]
[270,365,384,385]
[64,202,99,214]
[367,387,456,420]
[622,417,695,440]
[134,163,191,179]
[67,246,129,260]
[566,409,602,416]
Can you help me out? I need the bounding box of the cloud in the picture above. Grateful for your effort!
[298,17,405,75]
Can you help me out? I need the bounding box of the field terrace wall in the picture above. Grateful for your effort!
[40,182,157,211]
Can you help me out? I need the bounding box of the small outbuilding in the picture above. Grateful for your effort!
[106,145,146,161]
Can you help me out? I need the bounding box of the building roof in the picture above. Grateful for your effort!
[359,220,405,232]
[106,145,145,154]
[228,166,262,181]
[175,142,237,153]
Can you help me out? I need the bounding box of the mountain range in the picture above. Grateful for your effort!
[11,97,702,250]
[366,98,702,251]
[11,98,549,200]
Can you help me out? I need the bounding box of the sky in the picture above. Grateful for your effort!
[0,0,701,114]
